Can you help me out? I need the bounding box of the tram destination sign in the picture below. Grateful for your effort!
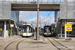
[65,24,72,31]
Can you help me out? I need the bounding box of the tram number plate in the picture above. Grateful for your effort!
[47,33,49,35]
[25,33,27,35]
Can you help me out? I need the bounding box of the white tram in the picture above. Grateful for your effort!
[22,24,34,36]
[44,26,52,36]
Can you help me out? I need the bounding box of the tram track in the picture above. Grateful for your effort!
[16,39,26,50]
[52,37,71,50]
[47,37,72,50]
[4,37,32,50]
[4,38,21,50]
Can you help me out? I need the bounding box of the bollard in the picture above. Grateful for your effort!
[39,35,40,40]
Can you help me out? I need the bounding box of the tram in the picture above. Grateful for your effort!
[43,26,52,36]
[22,24,34,36]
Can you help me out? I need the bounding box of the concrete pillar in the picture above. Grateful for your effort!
[65,21,67,39]
[60,21,62,37]
[37,0,39,40]
[4,21,6,38]
[34,31,36,39]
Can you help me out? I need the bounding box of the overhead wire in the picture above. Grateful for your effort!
[47,0,57,25]
[44,0,55,25]
[47,11,52,16]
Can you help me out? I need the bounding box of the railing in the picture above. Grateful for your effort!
[0,0,74,3]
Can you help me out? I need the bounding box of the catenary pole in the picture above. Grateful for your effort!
[37,0,39,40]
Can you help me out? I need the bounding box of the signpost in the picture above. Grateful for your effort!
[65,24,72,39]
[10,24,14,39]
[65,24,72,31]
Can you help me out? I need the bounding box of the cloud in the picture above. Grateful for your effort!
[19,11,37,21]
[19,11,55,28]
[19,11,45,22]
[27,15,55,28]
[40,15,55,28]
[41,15,55,24]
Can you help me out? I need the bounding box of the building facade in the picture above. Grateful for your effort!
[0,10,19,38]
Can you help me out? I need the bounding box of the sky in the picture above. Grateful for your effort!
[19,11,55,28]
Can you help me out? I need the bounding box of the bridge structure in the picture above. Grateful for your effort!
[0,0,75,40]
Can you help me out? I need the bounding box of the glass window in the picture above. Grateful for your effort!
[48,0,53,2]
[5,0,10,1]
[24,27,27,33]
[17,0,22,1]
[0,0,3,1]
[10,0,16,1]
[60,0,64,2]
[67,0,73,2]
[11,11,18,23]
[0,21,4,37]
[23,26,32,33]
[42,0,47,2]
[44,27,51,33]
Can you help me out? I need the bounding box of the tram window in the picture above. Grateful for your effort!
[29,27,32,33]
[23,26,32,33]
[44,27,50,33]
[24,27,27,33]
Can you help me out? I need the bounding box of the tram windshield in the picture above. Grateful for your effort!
[23,26,32,33]
[44,27,51,33]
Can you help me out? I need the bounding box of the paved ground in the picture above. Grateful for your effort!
[55,37,75,50]
[0,35,22,50]
[0,35,75,50]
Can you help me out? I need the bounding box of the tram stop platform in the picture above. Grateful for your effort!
[33,35,44,41]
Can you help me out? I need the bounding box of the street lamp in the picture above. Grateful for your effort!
[39,17,41,31]
[30,21,34,27]
[39,17,41,28]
